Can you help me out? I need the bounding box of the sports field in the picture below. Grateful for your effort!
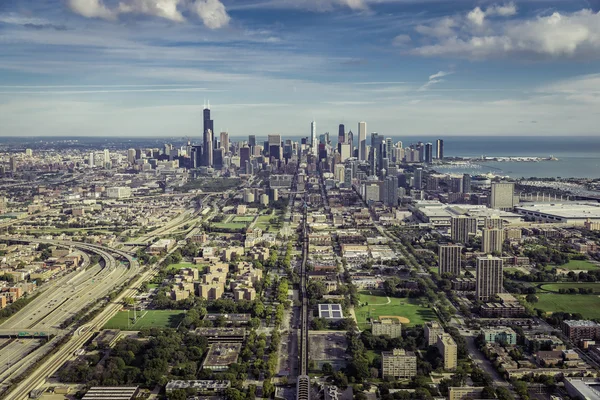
[256,215,279,232]
[355,291,437,328]
[103,310,185,330]
[534,294,600,319]
[556,260,600,271]
[539,282,600,294]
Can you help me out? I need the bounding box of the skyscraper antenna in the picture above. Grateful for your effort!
[203,98,206,108]
[208,99,210,110]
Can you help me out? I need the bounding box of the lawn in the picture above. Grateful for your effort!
[167,262,197,271]
[539,282,600,294]
[232,216,255,223]
[256,215,280,232]
[103,310,186,330]
[556,260,600,271]
[534,294,600,319]
[211,222,248,231]
[355,291,437,328]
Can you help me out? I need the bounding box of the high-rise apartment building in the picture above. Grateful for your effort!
[338,124,345,152]
[384,176,398,207]
[462,174,472,193]
[482,228,505,254]
[424,143,433,164]
[436,333,457,370]
[425,321,445,346]
[358,121,367,161]
[372,319,402,338]
[127,149,136,164]
[450,216,477,243]
[381,349,417,379]
[438,245,462,276]
[476,255,504,301]
[436,139,444,159]
[490,182,516,211]
[413,168,423,190]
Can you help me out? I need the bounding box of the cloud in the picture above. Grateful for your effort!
[419,70,453,91]
[191,0,230,29]
[67,0,230,28]
[392,34,411,46]
[412,8,600,60]
[467,7,486,26]
[118,0,185,22]
[226,0,367,12]
[67,0,117,20]
[415,17,457,38]
[487,3,517,17]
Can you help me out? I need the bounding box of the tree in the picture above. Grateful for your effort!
[123,297,135,306]
[262,380,275,398]
[322,362,333,375]
[525,294,538,304]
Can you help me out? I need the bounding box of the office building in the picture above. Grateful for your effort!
[347,130,354,154]
[450,216,477,243]
[358,121,367,161]
[82,387,139,400]
[127,148,136,164]
[338,124,345,152]
[88,152,94,168]
[424,143,433,164]
[462,174,472,193]
[240,146,250,172]
[485,216,504,229]
[311,121,317,156]
[248,135,256,149]
[482,228,504,254]
[490,182,516,211]
[268,134,282,160]
[372,319,402,339]
[476,255,504,301]
[381,349,417,379]
[436,139,444,159]
[425,321,445,346]
[219,131,229,153]
[436,333,457,370]
[203,103,214,166]
[438,245,462,276]
[450,177,463,193]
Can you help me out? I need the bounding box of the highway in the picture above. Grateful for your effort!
[296,184,310,400]
[0,237,140,396]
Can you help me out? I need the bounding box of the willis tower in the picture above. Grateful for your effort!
[203,101,214,167]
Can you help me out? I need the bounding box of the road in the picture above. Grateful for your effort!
[0,238,140,396]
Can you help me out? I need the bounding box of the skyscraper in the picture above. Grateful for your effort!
[358,121,367,161]
[88,152,94,168]
[438,245,462,276]
[436,139,444,160]
[248,135,256,149]
[490,182,516,211]
[310,121,317,156]
[220,132,229,153]
[268,134,282,160]
[338,124,345,152]
[413,168,423,190]
[424,143,433,164]
[450,216,477,243]
[482,228,504,254]
[386,138,393,162]
[203,103,214,166]
[476,255,504,301]
[103,149,110,169]
[384,176,398,207]
[127,149,136,164]
[347,130,354,155]
[462,174,472,194]
[240,146,250,172]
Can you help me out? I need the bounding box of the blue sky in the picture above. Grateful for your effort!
[1,0,600,137]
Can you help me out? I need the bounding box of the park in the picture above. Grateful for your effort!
[355,291,437,329]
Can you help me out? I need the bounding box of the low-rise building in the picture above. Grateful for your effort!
[481,327,517,345]
[165,380,231,395]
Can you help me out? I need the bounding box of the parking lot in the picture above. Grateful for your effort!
[308,331,348,370]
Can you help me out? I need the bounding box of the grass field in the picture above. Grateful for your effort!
[255,215,280,232]
[167,262,196,271]
[103,310,186,330]
[355,291,437,328]
[539,282,600,293]
[428,266,438,274]
[534,294,600,319]
[212,222,248,230]
[556,260,600,271]
[232,216,255,223]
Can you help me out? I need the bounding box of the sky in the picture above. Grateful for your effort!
[1,0,600,138]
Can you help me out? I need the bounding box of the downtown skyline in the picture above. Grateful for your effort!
[1,0,600,137]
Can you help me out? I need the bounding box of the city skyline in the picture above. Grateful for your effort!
[1,0,600,137]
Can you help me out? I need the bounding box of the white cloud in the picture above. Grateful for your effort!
[412,9,600,59]
[419,70,453,91]
[467,7,486,26]
[67,0,117,20]
[67,0,230,28]
[118,0,185,22]
[226,0,368,12]
[336,0,368,10]
[487,3,517,17]
[415,17,457,38]
[191,0,231,29]
[392,34,411,46]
